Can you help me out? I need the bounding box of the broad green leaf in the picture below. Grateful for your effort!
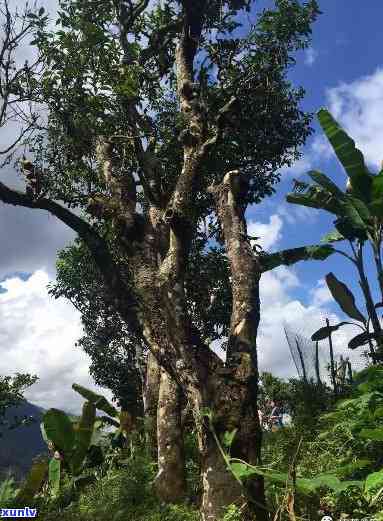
[326,272,366,323]
[359,428,383,441]
[308,170,345,197]
[222,429,238,449]
[348,332,374,350]
[72,383,118,418]
[333,459,371,478]
[370,172,383,217]
[348,196,371,223]
[230,462,259,480]
[335,198,369,240]
[297,474,362,494]
[334,216,367,241]
[311,322,351,341]
[286,186,342,215]
[321,229,345,243]
[48,458,61,497]
[71,401,96,475]
[317,109,372,202]
[43,409,76,456]
[365,469,383,493]
[261,244,335,272]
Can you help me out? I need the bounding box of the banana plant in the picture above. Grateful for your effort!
[41,400,96,495]
[287,108,383,360]
[72,383,134,443]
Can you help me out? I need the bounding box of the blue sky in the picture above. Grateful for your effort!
[1,0,382,411]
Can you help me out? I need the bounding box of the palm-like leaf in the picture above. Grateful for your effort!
[317,108,372,203]
[326,272,366,323]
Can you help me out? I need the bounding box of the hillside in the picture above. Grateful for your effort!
[0,401,48,481]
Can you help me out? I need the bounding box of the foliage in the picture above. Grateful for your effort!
[26,433,199,521]
[0,477,19,507]
[287,109,383,360]
[0,373,38,435]
[261,366,383,519]
[48,240,144,413]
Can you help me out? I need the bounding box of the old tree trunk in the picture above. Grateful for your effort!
[0,1,325,519]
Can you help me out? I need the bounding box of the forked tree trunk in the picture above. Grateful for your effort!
[153,367,187,503]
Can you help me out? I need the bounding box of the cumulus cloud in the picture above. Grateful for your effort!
[0,270,113,413]
[247,214,283,250]
[326,68,383,170]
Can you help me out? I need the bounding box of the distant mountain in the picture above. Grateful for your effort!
[0,401,48,481]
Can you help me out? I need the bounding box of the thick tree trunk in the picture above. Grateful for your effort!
[200,433,244,521]
[153,367,187,503]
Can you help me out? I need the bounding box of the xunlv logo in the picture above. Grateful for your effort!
[0,508,37,518]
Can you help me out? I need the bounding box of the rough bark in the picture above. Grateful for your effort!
[143,351,161,459]
[153,367,187,503]
[207,170,269,521]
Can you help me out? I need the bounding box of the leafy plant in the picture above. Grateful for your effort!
[287,108,383,360]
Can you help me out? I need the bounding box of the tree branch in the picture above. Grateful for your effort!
[0,180,141,335]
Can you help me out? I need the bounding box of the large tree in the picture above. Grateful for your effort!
[0,1,337,518]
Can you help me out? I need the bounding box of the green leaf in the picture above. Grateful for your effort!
[359,428,383,441]
[43,409,76,457]
[308,170,345,197]
[48,458,61,497]
[222,429,238,449]
[321,229,345,243]
[71,401,96,475]
[370,172,383,217]
[261,244,335,272]
[286,186,342,215]
[348,332,374,350]
[365,469,383,493]
[317,109,372,202]
[230,462,259,480]
[311,322,351,341]
[326,272,366,323]
[72,383,118,418]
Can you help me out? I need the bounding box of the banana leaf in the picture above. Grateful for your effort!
[260,244,335,272]
[286,184,342,215]
[317,108,372,202]
[308,170,345,197]
[326,272,366,323]
[348,332,375,350]
[321,229,345,243]
[370,171,383,217]
[48,457,61,497]
[43,409,76,457]
[311,322,352,341]
[71,401,96,475]
[72,383,118,418]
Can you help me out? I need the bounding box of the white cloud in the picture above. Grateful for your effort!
[309,278,332,307]
[304,47,318,67]
[247,214,283,251]
[278,134,335,180]
[326,68,383,171]
[258,268,365,380]
[0,270,113,413]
